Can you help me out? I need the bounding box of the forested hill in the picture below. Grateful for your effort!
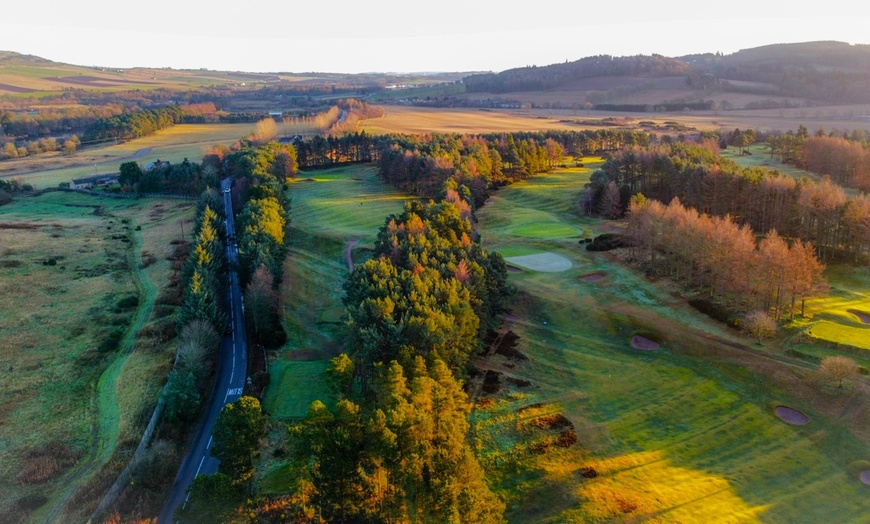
[463,54,689,93]
[682,41,870,103]
[463,41,870,105]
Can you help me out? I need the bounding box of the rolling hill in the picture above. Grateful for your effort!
[458,41,870,110]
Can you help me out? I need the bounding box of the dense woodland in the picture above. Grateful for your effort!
[284,196,511,523]
[375,130,648,207]
[626,195,825,320]
[587,140,870,264]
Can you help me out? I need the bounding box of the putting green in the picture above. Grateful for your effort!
[511,222,580,239]
[505,252,573,273]
[806,321,870,350]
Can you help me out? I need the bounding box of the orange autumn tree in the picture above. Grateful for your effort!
[627,195,826,318]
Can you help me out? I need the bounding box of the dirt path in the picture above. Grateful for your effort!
[346,239,358,273]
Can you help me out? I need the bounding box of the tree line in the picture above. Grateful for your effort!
[82,105,186,143]
[719,124,870,192]
[221,142,295,348]
[376,130,648,208]
[119,158,212,196]
[626,195,825,320]
[178,142,295,521]
[283,195,511,523]
[0,104,125,140]
[1,134,80,160]
[587,140,870,263]
[289,127,649,178]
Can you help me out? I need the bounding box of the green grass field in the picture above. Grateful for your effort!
[723,143,863,197]
[471,160,870,523]
[263,165,415,424]
[253,158,870,520]
[0,191,193,522]
[789,265,870,353]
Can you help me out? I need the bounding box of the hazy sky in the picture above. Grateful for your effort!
[3,1,870,73]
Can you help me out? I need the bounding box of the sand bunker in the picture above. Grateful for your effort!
[847,309,870,324]
[630,334,660,351]
[860,470,870,485]
[506,265,523,273]
[775,406,809,425]
[581,272,606,282]
[505,253,572,273]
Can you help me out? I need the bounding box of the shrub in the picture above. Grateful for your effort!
[98,329,125,353]
[689,298,737,326]
[585,233,633,252]
[116,295,139,310]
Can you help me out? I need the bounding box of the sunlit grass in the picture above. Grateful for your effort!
[805,321,870,350]
[358,106,599,135]
[472,158,870,523]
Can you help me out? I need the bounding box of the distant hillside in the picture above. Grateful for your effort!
[682,41,870,103]
[463,54,689,94]
[0,51,475,97]
[460,41,870,108]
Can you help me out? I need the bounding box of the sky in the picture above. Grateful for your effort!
[3,1,870,74]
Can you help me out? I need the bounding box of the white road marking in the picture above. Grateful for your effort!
[194,455,205,477]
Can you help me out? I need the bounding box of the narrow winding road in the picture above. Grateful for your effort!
[158,178,248,522]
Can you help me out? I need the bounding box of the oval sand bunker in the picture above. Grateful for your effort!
[630,334,660,351]
[581,272,606,282]
[847,309,870,324]
[775,406,809,425]
[860,470,870,485]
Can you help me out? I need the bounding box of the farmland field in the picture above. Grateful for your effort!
[0,123,256,189]
[358,104,870,137]
[0,191,194,523]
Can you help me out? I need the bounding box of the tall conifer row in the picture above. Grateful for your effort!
[178,187,228,330]
[288,185,510,522]
[225,142,294,347]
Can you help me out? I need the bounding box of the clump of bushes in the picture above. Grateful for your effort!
[585,233,633,251]
[688,298,738,326]
[17,441,82,485]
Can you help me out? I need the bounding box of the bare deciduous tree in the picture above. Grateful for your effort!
[818,356,859,389]
[249,118,278,146]
[744,310,777,343]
